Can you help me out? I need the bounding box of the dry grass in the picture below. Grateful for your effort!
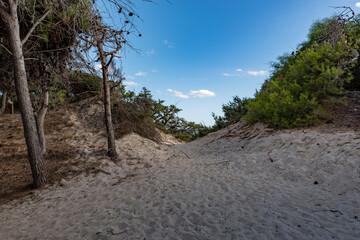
[0,111,81,205]
[69,97,161,142]
[321,91,360,130]
[0,98,164,206]
[112,101,161,142]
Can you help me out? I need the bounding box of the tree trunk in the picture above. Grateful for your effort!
[7,98,14,114]
[4,4,48,188]
[0,91,7,115]
[35,91,49,155]
[97,42,118,158]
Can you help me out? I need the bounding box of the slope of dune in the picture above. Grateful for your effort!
[1,104,359,239]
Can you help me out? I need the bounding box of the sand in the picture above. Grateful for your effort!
[0,118,359,240]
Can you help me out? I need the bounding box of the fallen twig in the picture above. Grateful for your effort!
[313,209,344,215]
[267,150,274,162]
[205,160,232,170]
[338,187,360,195]
[178,149,190,159]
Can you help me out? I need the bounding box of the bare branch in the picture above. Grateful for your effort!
[26,47,70,54]
[21,10,51,45]
[106,54,114,67]
[0,43,13,55]
[0,0,10,19]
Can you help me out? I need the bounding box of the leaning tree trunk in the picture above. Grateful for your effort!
[35,91,49,155]
[97,42,118,158]
[4,5,48,188]
[0,90,7,115]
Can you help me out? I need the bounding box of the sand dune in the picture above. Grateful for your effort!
[0,116,359,239]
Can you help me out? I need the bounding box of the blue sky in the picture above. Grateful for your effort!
[116,0,360,126]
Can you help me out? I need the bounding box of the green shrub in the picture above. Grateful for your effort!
[244,40,354,128]
[211,96,249,130]
[48,87,67,108]
[111,87,204,142]
[112,87,160,141]
[69,72,102,101]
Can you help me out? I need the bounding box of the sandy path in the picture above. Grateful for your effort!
[0,121,359,239]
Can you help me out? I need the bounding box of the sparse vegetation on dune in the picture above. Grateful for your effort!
[1,5,360,192]
[0,3,360,239]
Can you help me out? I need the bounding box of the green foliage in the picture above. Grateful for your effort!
[194,96,250,136]
[69,72,102,101]
[152,99,181,129]
[211,96,249,130]
[150,97,204,142]
[111,87,203,142]
[244,40,354,128]
[48,88,67,108]
[299,14,360,91]
[112,87,159,141]
[238,14,360,129]
[300,17,338,49]
[168,118,203,142]
[344,15,360,90]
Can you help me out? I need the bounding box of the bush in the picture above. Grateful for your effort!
[112,88,160,141]
[111,87,204,142]
[69,72,102,101]
[345,15,360,91]
[212,96,249,130]
[244,40,354,128]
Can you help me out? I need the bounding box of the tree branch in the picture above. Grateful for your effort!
[106,54,114,67]
[0,1,10,19]
[0,43,13,55]
[26,47,70,54]
[21,10,51,45]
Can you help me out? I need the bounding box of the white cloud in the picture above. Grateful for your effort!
[95,64,115,74]
[135,71,147,76]
[167,89,190,99]
[94,64,102,71]
[236,68,243,72]
[223,72,241,77]
[151,70,158,73]
[123,81,139,87]
[146,49,155,55]
[189,90,216,98]
[163,40,176,48]
[356,2,360,8]
[247,70,268,76]
[124,75,135,79]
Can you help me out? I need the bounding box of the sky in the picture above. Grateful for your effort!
[112,0,360,126]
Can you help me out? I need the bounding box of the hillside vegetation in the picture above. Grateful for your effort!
[205,13,360,132]
[1,3,360,192]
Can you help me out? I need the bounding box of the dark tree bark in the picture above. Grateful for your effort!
[0,90,7,114]
[0,2,47,188]
[97,42,118,158]
[7,97,14,114]
[35,91,49,155]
